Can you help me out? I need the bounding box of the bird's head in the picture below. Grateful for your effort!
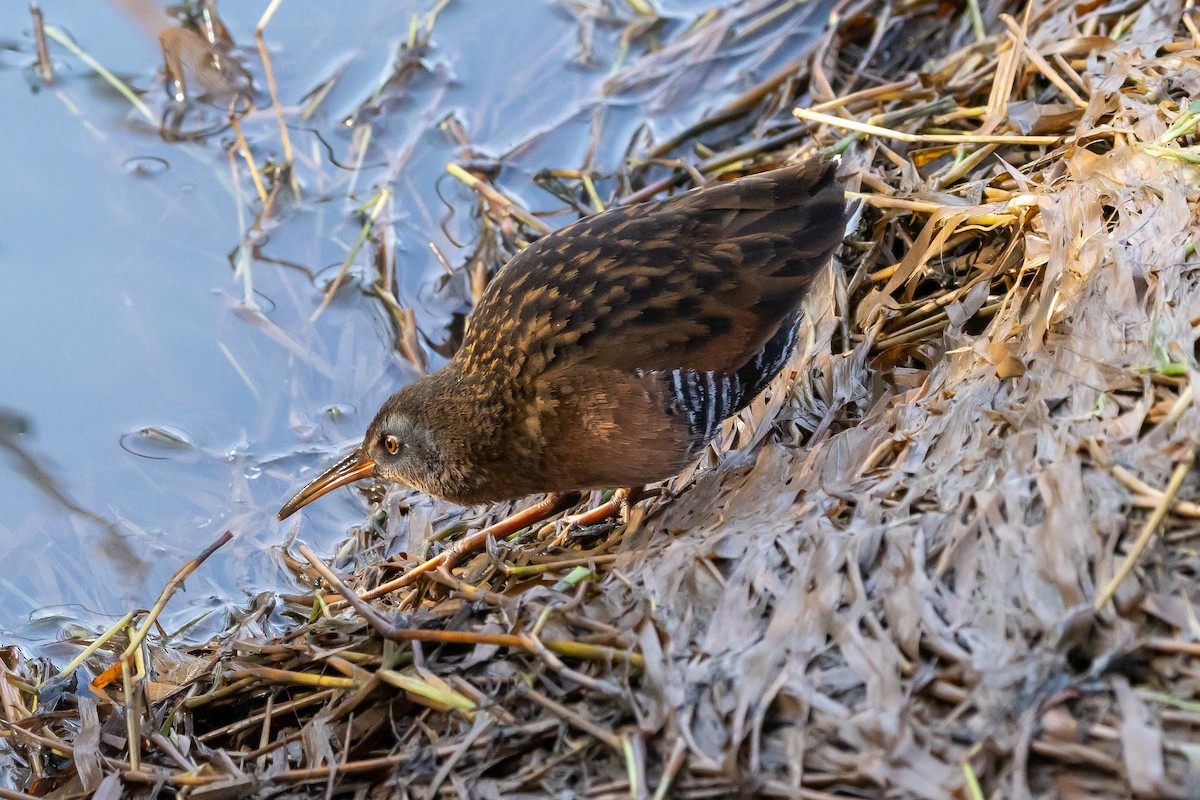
[360,388,447,494]
[277,377,467,520]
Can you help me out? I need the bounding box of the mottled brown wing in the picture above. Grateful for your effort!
[459,158,847,379]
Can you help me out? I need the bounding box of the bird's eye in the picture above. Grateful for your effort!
[383,434,400,455]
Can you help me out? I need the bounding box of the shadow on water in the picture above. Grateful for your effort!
[0,0,832,648]
[0,407,149,573]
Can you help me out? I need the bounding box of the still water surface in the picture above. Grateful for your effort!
[0,0,826,648]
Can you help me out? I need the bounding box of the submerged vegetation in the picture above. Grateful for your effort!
[7,0,1200,796]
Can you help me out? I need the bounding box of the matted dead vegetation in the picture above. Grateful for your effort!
[7,0,1200,797]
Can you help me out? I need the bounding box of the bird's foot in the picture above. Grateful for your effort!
[563,486,646,529]
[441,491,581,570]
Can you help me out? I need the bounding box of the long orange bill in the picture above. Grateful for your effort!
[277,448,377,521]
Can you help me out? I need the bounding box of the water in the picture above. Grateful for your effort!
[0,0,829,646]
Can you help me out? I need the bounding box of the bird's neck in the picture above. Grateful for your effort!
[419,361,528,504]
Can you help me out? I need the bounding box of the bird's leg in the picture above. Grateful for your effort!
[350,488,636,598]
[619,486,649,521]
[563,486,645,528]
[328,492,582,602]
[441,491,582,569]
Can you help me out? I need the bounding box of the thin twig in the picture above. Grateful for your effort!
[123,531,234,659]
[30,4,52,83]
[793,106,1061,145]
[43,26,155,125]
[255,0,299,199]
[521,684,623,751]
[1095,451,1196,609]
[311,187,391,321]
[446,163,552,235]
[230,113,268,204]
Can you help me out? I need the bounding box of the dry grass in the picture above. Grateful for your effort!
[8,0,1200,797]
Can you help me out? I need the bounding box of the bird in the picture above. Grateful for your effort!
[279,158,848,566]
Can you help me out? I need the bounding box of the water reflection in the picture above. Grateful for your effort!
[0,407,151,601]
[0,408,122,537]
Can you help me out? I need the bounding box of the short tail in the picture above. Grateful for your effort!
[732,312,801,413]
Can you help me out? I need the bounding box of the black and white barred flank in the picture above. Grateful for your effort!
[641,314,801,449]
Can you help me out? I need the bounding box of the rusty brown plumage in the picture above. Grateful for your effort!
[279,158,848,525]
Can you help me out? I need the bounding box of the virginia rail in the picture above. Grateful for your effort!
[279,158,848,567]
